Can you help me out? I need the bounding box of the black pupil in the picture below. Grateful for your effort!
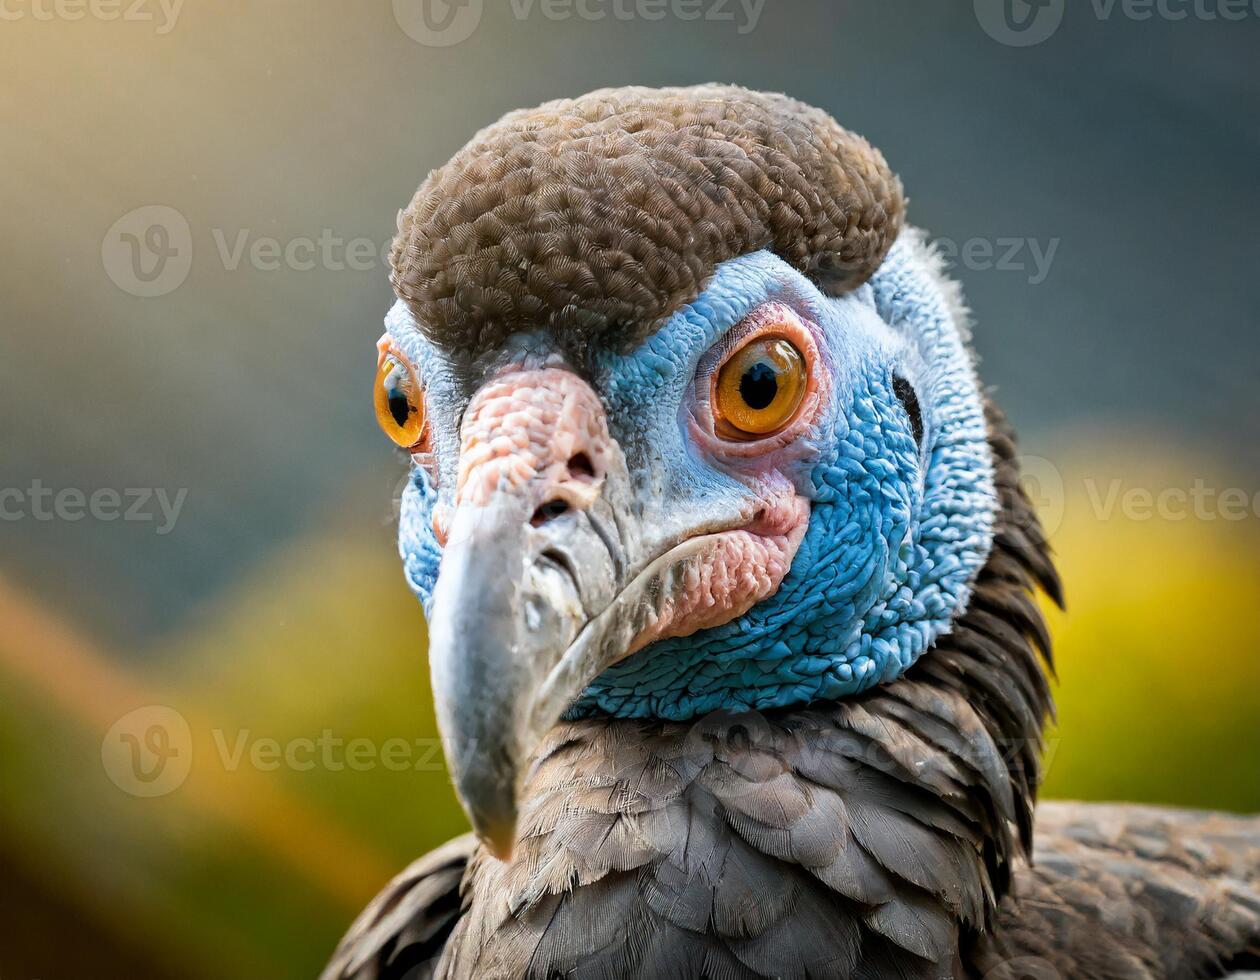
[739,361,779,410]
[386,368,412,428]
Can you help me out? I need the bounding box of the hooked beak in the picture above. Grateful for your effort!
[427,491,619,858]
[425,369,639,860]
[424,368,802,859]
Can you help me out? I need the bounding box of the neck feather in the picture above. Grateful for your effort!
[447,401,1059,977]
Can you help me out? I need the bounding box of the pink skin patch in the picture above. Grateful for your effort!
[618,489,809,659]
[444,306,820,655]
[435,369,613,543]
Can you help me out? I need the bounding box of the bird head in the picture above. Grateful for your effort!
[375,86,997,858]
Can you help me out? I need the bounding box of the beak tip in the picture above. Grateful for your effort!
[487,840,515,862]
[456,772,520,864]
[480,821,517,862]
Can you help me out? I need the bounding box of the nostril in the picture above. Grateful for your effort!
[566,453,596,482]
[530,498,571,526]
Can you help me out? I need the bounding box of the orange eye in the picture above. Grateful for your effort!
[713,336,808,438]
[374,352,427,449]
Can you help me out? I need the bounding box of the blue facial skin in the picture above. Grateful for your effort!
[392,233,996,722]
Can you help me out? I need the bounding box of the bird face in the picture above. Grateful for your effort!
[378,236,996,857]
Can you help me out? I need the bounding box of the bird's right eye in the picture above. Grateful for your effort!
[374,352,427,449]
[713,335,808,439]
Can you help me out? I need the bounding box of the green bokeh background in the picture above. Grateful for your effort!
[2,3,1257,978]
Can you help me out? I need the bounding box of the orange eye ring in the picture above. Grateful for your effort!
[712,335,808,439]
[374,351,428,449]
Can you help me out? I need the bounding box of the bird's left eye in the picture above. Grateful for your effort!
[712,336,808,438]
[374,353,427,449]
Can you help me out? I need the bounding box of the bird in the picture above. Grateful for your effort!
[324,85,1260,979]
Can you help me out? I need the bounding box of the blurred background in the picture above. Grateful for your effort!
[2,2,1258,977]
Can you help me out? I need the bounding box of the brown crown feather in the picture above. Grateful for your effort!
[390,84,905,359]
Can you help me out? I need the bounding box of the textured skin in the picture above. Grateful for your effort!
[619,490,808,660]
[390,85,904,359]
[394,240,997,718]
[572,237,995,717]
[451,368,612,511]
[321,409,1260,979]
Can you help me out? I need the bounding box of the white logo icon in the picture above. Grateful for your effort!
[974,0,1065,46]
[101,205,193,297]
[102,705,193,797]
[393,0,484,47]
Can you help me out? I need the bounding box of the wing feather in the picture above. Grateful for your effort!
[320,833,476,980]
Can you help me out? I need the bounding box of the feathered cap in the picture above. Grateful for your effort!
[390,84,905,357]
